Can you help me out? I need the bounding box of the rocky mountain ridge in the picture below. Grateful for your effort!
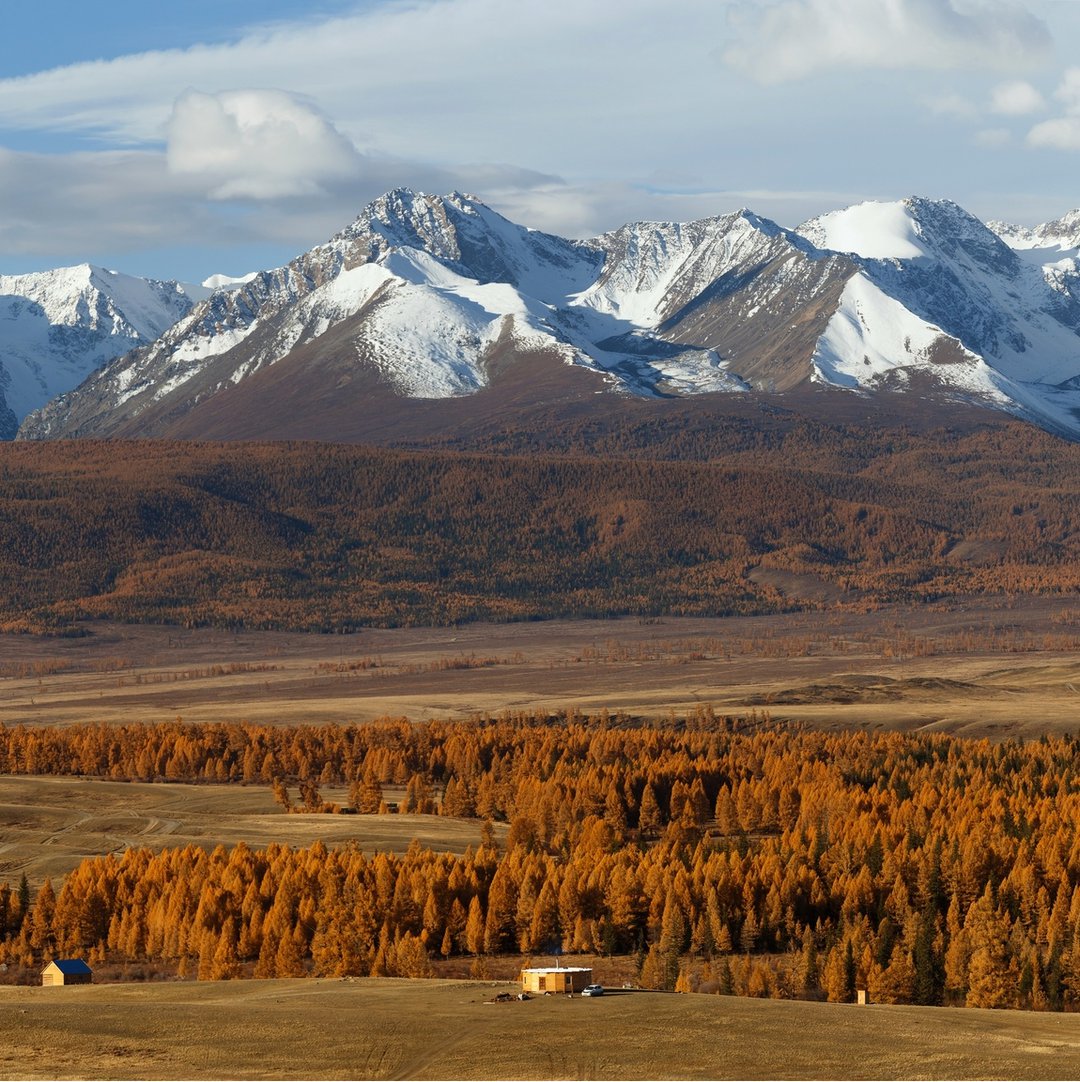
[12,191,1080,441]
[0,264,207,438]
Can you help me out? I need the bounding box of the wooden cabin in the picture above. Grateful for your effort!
[41,959,92,986]
[520,965,592,995]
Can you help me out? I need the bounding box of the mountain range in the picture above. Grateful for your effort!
[9,190,1080,442]
[0,266,208,439]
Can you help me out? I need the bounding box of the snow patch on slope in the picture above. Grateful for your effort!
[811,274,1004,400]
[800,201,930,260]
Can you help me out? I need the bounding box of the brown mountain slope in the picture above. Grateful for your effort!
[127,333,613,443]
[1,419,1077,632]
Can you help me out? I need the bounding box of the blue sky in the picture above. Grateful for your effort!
[2,0,1080,283]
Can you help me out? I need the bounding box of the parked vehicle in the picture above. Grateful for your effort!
[582,984,604,996]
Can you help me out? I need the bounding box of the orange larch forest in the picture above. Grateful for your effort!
[3,712,1080,1010]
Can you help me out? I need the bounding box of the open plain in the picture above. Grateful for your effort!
[3,598,1080,1079]
[1,598,1077,738]
[0,777,498,886]
[2,977,1080,1080]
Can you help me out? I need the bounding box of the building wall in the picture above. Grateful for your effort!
[521,968,592,994]
[41,966,91,986]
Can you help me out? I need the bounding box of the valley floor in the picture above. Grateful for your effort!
[1,598,1078,738]
[2,976,1079,1080]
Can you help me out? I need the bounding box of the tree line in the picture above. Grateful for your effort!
[4,713,1080,1009]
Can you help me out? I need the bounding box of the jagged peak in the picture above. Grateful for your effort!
[591,206,788,247]
[992,208,1080,253]
[336,188,494,247]
[899,195,1001,236]
[734,208,790,241]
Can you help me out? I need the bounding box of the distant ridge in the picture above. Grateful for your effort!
[12,190,1080,441]
[0,264,207,437]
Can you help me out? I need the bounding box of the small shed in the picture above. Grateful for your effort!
[520,965,592,995]
[41,959,92,987]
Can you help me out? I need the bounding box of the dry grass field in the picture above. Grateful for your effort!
[1,598,1078,738]
[1,977,1080,1080]
[0,777,499,886]
[3,600,1080,1080]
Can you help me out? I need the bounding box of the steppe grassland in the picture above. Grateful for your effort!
[3,978,1080,1081]
[0,777,498,886]
[2,603,1078,736]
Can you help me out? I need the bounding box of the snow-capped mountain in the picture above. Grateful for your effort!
[990,210,1080,258]
[15,190,1080,441]
[800,198,1080,434]
[0,265,208,437]
[201,271,259,292]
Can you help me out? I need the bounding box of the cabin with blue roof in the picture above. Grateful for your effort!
[41,959,92,986]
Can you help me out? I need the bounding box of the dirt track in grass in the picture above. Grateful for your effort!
[0,777,500,886]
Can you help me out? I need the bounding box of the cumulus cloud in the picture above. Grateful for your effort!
[1048,67,1080,119]
[989,80,1044,116]
[1027,68,1080,149]
[166,89,362,199]
[723,0,1052,83]
[1028,116,1080,150]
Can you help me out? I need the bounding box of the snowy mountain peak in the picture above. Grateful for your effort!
[202,271,259,291]
[13,190,1080,443]
[799,197,1008,266]
[0,263,202,438]
[991,209,1080,258]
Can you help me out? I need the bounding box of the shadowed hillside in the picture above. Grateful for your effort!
[1,419,1078,631]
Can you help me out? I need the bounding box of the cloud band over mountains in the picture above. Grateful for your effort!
[0,0,1078,280]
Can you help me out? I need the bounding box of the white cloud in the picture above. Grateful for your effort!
[1052,66,1080,114]
[989,80,1044,115]
[1027,116,1080,150]
[0,0,724,175]
[1026,68,1080,150]
[723,0,1051,83]
[166,89,362,199]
